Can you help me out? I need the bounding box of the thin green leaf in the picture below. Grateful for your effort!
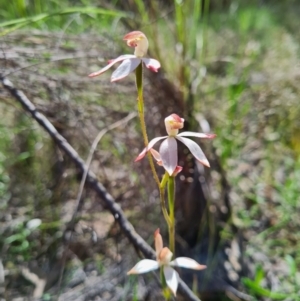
[0,6,131,37]
[132,0,149,23]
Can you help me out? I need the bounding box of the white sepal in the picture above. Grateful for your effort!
[170,257,207,270]
[89,54,136,78]
[142,58,161,71]
[111,58,141,82]
[159,137,178,176]
[163,266,180,296]
[177,131,215,139]
[176,136,210,167]
[127,259,159,275]
[135,136,167,162]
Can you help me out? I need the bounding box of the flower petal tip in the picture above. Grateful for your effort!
[148,66,159,72]
[204,160,210,168]
[199,264,207,270]
[197,158,210,168]
[88,71,100,78]
[134,154,143,162]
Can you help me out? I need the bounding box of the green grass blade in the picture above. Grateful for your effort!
[132,0,149,23]
[190,0,202,59]
[0,6,131,37]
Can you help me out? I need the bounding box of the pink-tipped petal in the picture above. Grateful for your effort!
[135,136,167,162]
[172,165,183,176]
[88,54,136,78]
[164,266,180,296]
[142,58,161,72]
[154,229,163,259]
[170,257,207,270]
[150,149,163,165]
[176,136,210,167]
[127,259,159,275]
[177,131,216,139]
[159,137,178,176]
[111,58,141,82]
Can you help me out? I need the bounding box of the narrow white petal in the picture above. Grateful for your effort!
[135,136,167,162]
[177,131,216,139]
[176,136,210,167]
[111,58,141,81]
[164,266,179,296]
[170,257,207,270]
[88,54,136,77]
[159,137,178,176]
[127,259,159,274]
[142,58,161,72]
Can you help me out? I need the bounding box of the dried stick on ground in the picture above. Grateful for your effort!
[1,76,201,301]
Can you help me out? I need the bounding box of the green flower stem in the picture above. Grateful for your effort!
[160,172,171,225]
[135,62,172,244]
[135,63,160,188]
[167,176,175,255]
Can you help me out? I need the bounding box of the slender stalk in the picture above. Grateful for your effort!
[160,172,171,225]
[135,63,160,188]
[136,62,174,259]
[167,176,175,255]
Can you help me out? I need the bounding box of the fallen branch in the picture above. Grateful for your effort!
[1,76,201,301]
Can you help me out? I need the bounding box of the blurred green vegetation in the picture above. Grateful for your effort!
[0,0,129,37]
[1,0,300,300]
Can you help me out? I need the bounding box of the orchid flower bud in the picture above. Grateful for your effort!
[165,114,184,136]
[123,31,149,58]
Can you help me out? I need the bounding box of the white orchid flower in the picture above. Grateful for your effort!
[135,114,216,176]
[88,31,160,82]
[127,229,206,296]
